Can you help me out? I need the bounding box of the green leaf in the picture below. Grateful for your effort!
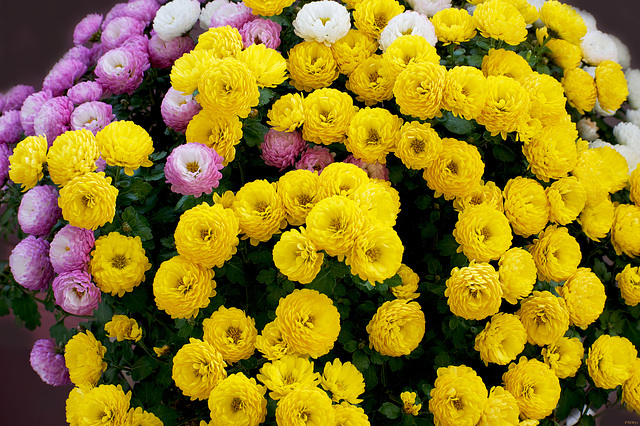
[383,274,402,288]
[225,256,248,284]
[581,415,596,426]
[588,388,608,410]
[117,177,153,204]
[436,234,458,256]
[95,297,114,324]
[131,357,158,381]
[307,268,336,295]
[476,40,492,51]
[257,269,278,285]
[352,350,370,371]
[258,88,275,107]
[443,112,476,135]
[379,402,402,420]
[12,294,40,330]
[132,381,164,407]
[343,340,358,353]
[389,356,404,372]
[493,144,517,162]
[433,351,451,368]
[0,296,9,316]
[150,405,179,426]
[50,321,71,345]
[243,119,269,147]
[403,416,418,426]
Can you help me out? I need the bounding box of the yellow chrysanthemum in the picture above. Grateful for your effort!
[562,67,597,114]
[273,227,324,284]
[196,58,260,119]
[244,0,295,16]
[275,387,335,426]
[275,289,341,358]
[334,402,370,425]
[129,407,163,426]
[391,264,421,300]
[503,357,561,420]
[595,60,629,114]
[353,0,404,40]
[302,88,355,145]
[257,355,320,400]
[622,358,640,414]
[90,232,151,297]
[366,299,425,357]
[546,176,587,225]
[104,314,142,342]
[185,109,243,166]
[481,49,533,81]
[529,225,581,283]
[233,179,286,245]
[47,129,100,187]
[505,0,539,24]
[277,169,319,226]
[453,180,503,213]
[429,365,488,426]
[498,247,536,304]
[255,321,293,361]
[517,291,570,346]
[331,29,379,75]
[572,148,620,207]
[445,261,503,321]
[611,203,640,258]
[443,66,488,121]
[351,179,400,228]
[587,334,638,389]
[317,162,369,199]
[96,121,153,176]
[346,55,395,106]
[523,119,578,182]
[453,205,513,263]
[382,35,440,81]
[474,313,527,366]
[76,385,131,426]
[520,72,567,125]
[477,386,520,426]
[542,337,584,379]
[477,76,530,139]
[153,255,216,319]
[57,172,118,230]
[502,177,550,238]
[305,195,365,257]
[401,392,422,416]
[236,43,287,88]
[542,33,583,70]
[631,164,640,206]
[578,197,615,241]
[432,7,476,45]
[557,268,606,329]
[194,25,243,57]
[394,121,443,170]
[64,330,107,387]
[346,224,404,285]
[203,306,257,364]
[423,138,484,200]
[174,202,240,269]
[207,373,267,426]
[9,134,48,191]
[617,264,640,306]
[287,41,339,92]
[345,107,402,164]
[212,190,235,209]
[267,93,305,132]
[473,0,527,46]
[321,359,365,404]
[394,62,447,120]
[66,385,91,426]
[539,0,587,45]
[170,49,219,95]
[172,338,227,401]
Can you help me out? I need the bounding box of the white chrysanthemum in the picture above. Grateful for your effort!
[575,7,598,32]
[153,0,201,42]
[581,30,618,66]
[379,11,437,52]
[292,1,351,46]
[577,118,599,142]
[199,0,229,30]
[527,0,546,9]
[627,109,640,128]
[405,0,452,17]
[614,122,640,152]
[625,68,640,110]
[588,139,611,149]
[613,144,640,174]
[610,34,631,69]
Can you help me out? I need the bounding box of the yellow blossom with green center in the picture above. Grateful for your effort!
[529,225,581,283]
[194,25,243,57]
[75,384,131,426]
[267,93,306,133]
[443,66,487,121]
[58,172,119,231]
[394,61,447,120]
[453,204,513,263]
[382,35,440,81]
[320,358,365,404]
[346,224,404,285]
[503,177,549,238]
[477,386,520,425]
[401,391,421,416]
[586,334,637,389]
[617,264,640,306]
[331,29,378,75]
[302,88,355,145]
[557,268,606,329]
[473,0,527,46]
[432,7,476,45]
[474,313,527,366]
[539,0,587,45]
[275,386,335,426]
[346,54,395,106]
[185,109,243,166]
[277,169,319,226]
[394,121,443,170]
[170,49,219,95]
[546,176,587,226]
[236,44,287,88]
[96,120,154,176]
[305,195,365,257]
[498,247,536,304]
[445,261,502,321]
[481,48,533,81]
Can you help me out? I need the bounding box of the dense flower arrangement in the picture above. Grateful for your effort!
[1,0,640,425]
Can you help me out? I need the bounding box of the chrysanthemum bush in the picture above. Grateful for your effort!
[2,0,640,425]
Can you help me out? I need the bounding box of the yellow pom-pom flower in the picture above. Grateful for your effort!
[530,225,581,282]
[429,365,488,426]
[244,0,295,17]
[432,7,476,45]
[170,49,219,95]
[345,107,402,164]
[76,384,131,426]
[481,48,533,81]
[617,264,640,306]
[622,358,640,415]
[207,373,267,426]
[595,60,629,114]
[47,129,100,187]
[90,232,151,297]
[522,119,578,182]
[275,289,341,358]
[572,147,619,207]
[477,76,530,139]
[321,359,365,404]
[542,337,584,379]
[65,385,91,425]
[346,55,395,106]
[473,0,527,46]
[236,44,287,88]
[544,35,583,70]
[9,134,48,192]
[255,321,292,361]
[58,172,118,231]
[203,306,257,364]
[174,202,240,269]
[346,224,404,285]
[382,35,440,81]
[194,25,244,57]
[353,0,404,40]
[503,357,561,420]
[351,179,400,228]
[267,93,305,132]
[394,61,447,120]
[391,264,421,300]
[474,312,527,366]
[453,180,504,213]
[453,204,513,263]
[331,29,379,75]
[366,299,425,357]
[153,255,216,319]
[277,169,319,226]
[302,88,355,145]
[64,330,107,387]
[520,72,567,125]
[233,180,286,245]
[257,355,320,400]
[172,338,227,401]
[631,164,640,206]
[578,197,615,241]
[275,387,335,426]
[562,67,597,114]
[546,176,587,225]
[96,121,154,176]
[498,247,536,304]
[287,41,339,92]
[557,268,606,329]
[394,121,443,170]
[306,195,365,257]
[517,291,570,346]
[334,402,370,425]
[539,0,587,45]
[317,161,370,199]
[401,392,421,416]
[443,66,488,121]
[185,109,243,166]
[587,334,638,389]
[477,386,520,426]
[611,203,640,258]
[502,177,550,238]
[273,227,324,284]
[445,261,503,321]
[104,314,142,342]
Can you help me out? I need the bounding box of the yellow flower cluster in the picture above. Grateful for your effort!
[104,314,142,342]
[64,331,107,387]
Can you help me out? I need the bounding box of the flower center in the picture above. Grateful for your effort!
[366,247,380,262]
[449,396,464,410]
[201,228,214,241]
[367,129,380,145]
[411,138,425,154]
[231,397,245,412]
[227,326,242,344]
[446,161,458,175]
[111,255,129,269]
[186,161,200,174]
[82,194,96,207]
[297,194,313,206]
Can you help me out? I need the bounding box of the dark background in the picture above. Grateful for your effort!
[0,1,639,425]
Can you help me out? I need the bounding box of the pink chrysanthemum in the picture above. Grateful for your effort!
[20,90,53,136]
[148,32,195,69]
[240,18,282,49]
[165,143,225,197]
[62,46,96,68]
[2,85,35,114]
[95,45,149,95]
[261,129,307,170]
[344,154,390,181]
[0,110,23,144]
[73,13,103,45]
[295,145,336,174]
[70,101,115,134]
[0,143,11,186]
[49,225,96,274]
[67,82,103,105]
[18,185,61,237]
[29,339,71,386]
[42,58,88,97]
[101,16,147,50]
[52,270,102,316]
[210,2,255,29]
[103,0,160,27]
[9,236,55,292]
[160,87,201,133]
[33,97,75,147]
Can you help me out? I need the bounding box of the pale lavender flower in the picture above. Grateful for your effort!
[103,0,160,28]
[67,81,103,105]
[62,46,95,68]
[164,142,224,197]
[0,144,11,185]
[0,111,23,144]
[20,90,53,136]
[95,45,148,95]
[95,156,107,173]
[148,32,195,68]
[101,16,147,50]
[42,58,88,97]
[9,236,55,291]
[240,18,282,49]
[74,13,103,45]
[344,155,390,181]
[160,87,201,133]
[49,225,95,274]
[199,0,229,30]
[0,94,5,112]
[70,101,115,134]
[52,270,102,316]
[18,185,61,237]
[2,85,35,114]
[33,97,74,147]
[261,129,307,171]
[295,145,336,173]
[29,339,71,386]
[210,2,255,29]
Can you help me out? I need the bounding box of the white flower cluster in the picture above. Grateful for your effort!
[153,0,201,42]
